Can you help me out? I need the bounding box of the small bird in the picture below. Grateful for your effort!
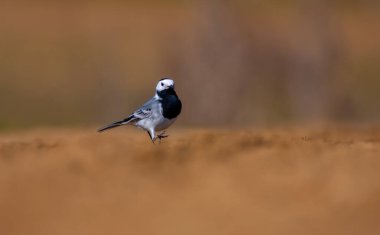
[98,78,182,143]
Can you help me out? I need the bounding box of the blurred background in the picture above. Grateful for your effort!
[0,0,379,130]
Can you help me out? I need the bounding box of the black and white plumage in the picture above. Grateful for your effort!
[98,78,182,143]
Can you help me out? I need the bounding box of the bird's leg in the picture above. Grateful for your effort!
[146,131,156,144]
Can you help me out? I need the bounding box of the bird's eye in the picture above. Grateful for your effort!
[161,82,164,86]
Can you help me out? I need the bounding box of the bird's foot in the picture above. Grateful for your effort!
[157,131,169,144]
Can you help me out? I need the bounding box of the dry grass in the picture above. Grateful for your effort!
[1,127,380,235]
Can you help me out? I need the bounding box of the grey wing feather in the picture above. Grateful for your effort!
[131,97,157,120]
[97,97,158,132]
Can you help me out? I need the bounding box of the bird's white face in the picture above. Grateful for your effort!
[156,79,175,92]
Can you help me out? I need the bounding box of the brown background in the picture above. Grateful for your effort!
[1,1,380,235]
[0,0,379,129]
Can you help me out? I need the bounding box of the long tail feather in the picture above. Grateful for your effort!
[97,116,134,132]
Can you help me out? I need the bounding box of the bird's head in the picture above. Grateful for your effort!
[156,78,175,92]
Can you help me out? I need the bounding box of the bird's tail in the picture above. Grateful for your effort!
[97,116,134,132]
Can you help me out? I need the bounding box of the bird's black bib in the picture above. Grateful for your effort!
[157,88,182,119]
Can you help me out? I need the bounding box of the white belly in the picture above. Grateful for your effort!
[135,117,176,132]
[155,118,176,131]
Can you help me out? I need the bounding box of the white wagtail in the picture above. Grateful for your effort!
[98,78,182,143]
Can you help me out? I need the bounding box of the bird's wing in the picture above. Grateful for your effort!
[97,97,158,132]
[131,97,158,120]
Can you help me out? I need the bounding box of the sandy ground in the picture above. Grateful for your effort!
[0,127,380,235]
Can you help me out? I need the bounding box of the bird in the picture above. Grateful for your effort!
[98,78,182,143]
